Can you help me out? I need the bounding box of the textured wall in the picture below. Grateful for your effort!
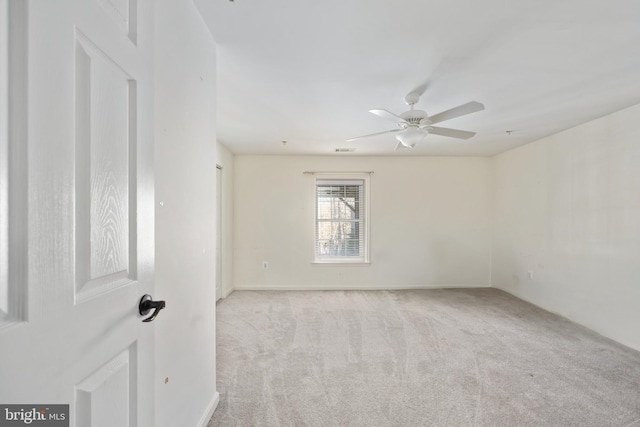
[492,103,640,351]
[233,155,493,290]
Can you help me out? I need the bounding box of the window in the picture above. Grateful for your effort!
[314,176,369,263]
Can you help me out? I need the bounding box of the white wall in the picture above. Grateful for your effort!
[155,1,218,426]
[216,142,234,298]
[233,155,492,290]
[492,103,640,351]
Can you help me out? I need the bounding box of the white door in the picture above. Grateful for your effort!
[0,0,156,426]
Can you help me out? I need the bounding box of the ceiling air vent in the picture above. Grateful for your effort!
[334,148,355,153]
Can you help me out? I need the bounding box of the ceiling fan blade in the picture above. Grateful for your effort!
[407,82,428,98]
[428,101,485,125]
[346,128,402,142]
[404,82,428,105]
[369,109,407,125]
[428,126,476,139]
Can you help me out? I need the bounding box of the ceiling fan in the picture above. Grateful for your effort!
[348,86,485,149]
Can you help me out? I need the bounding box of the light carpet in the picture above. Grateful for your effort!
[208,289,640,426]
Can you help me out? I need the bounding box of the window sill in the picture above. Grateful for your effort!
[312,260,371,266]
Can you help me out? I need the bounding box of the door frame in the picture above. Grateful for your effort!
[215,164,222,301]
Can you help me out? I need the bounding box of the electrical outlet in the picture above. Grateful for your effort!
[263,261,269,269]
[527,270,534,280]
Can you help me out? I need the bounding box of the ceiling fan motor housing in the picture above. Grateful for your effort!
[400,109,428,125]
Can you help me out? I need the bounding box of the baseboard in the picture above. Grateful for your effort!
[232,284,490,292]
[195,391,219,427]
[223,287,235,298]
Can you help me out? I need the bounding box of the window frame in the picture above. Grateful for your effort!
[312,174,370,264]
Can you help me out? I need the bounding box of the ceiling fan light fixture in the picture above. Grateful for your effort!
[395,127,426,148]
[350,90,484,149]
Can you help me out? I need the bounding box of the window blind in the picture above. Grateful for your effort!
[315,179,366,261]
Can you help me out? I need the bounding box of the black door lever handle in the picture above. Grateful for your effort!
[139,294,166,323]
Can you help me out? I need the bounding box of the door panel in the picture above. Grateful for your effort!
[0,0,154,426]
[74,30,137,303]
[94,0,138,44]
[0,0,27,329]
[0,0,7,323]
[76,345,135,427]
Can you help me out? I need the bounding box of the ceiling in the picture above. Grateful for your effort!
[195,0,640,156]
